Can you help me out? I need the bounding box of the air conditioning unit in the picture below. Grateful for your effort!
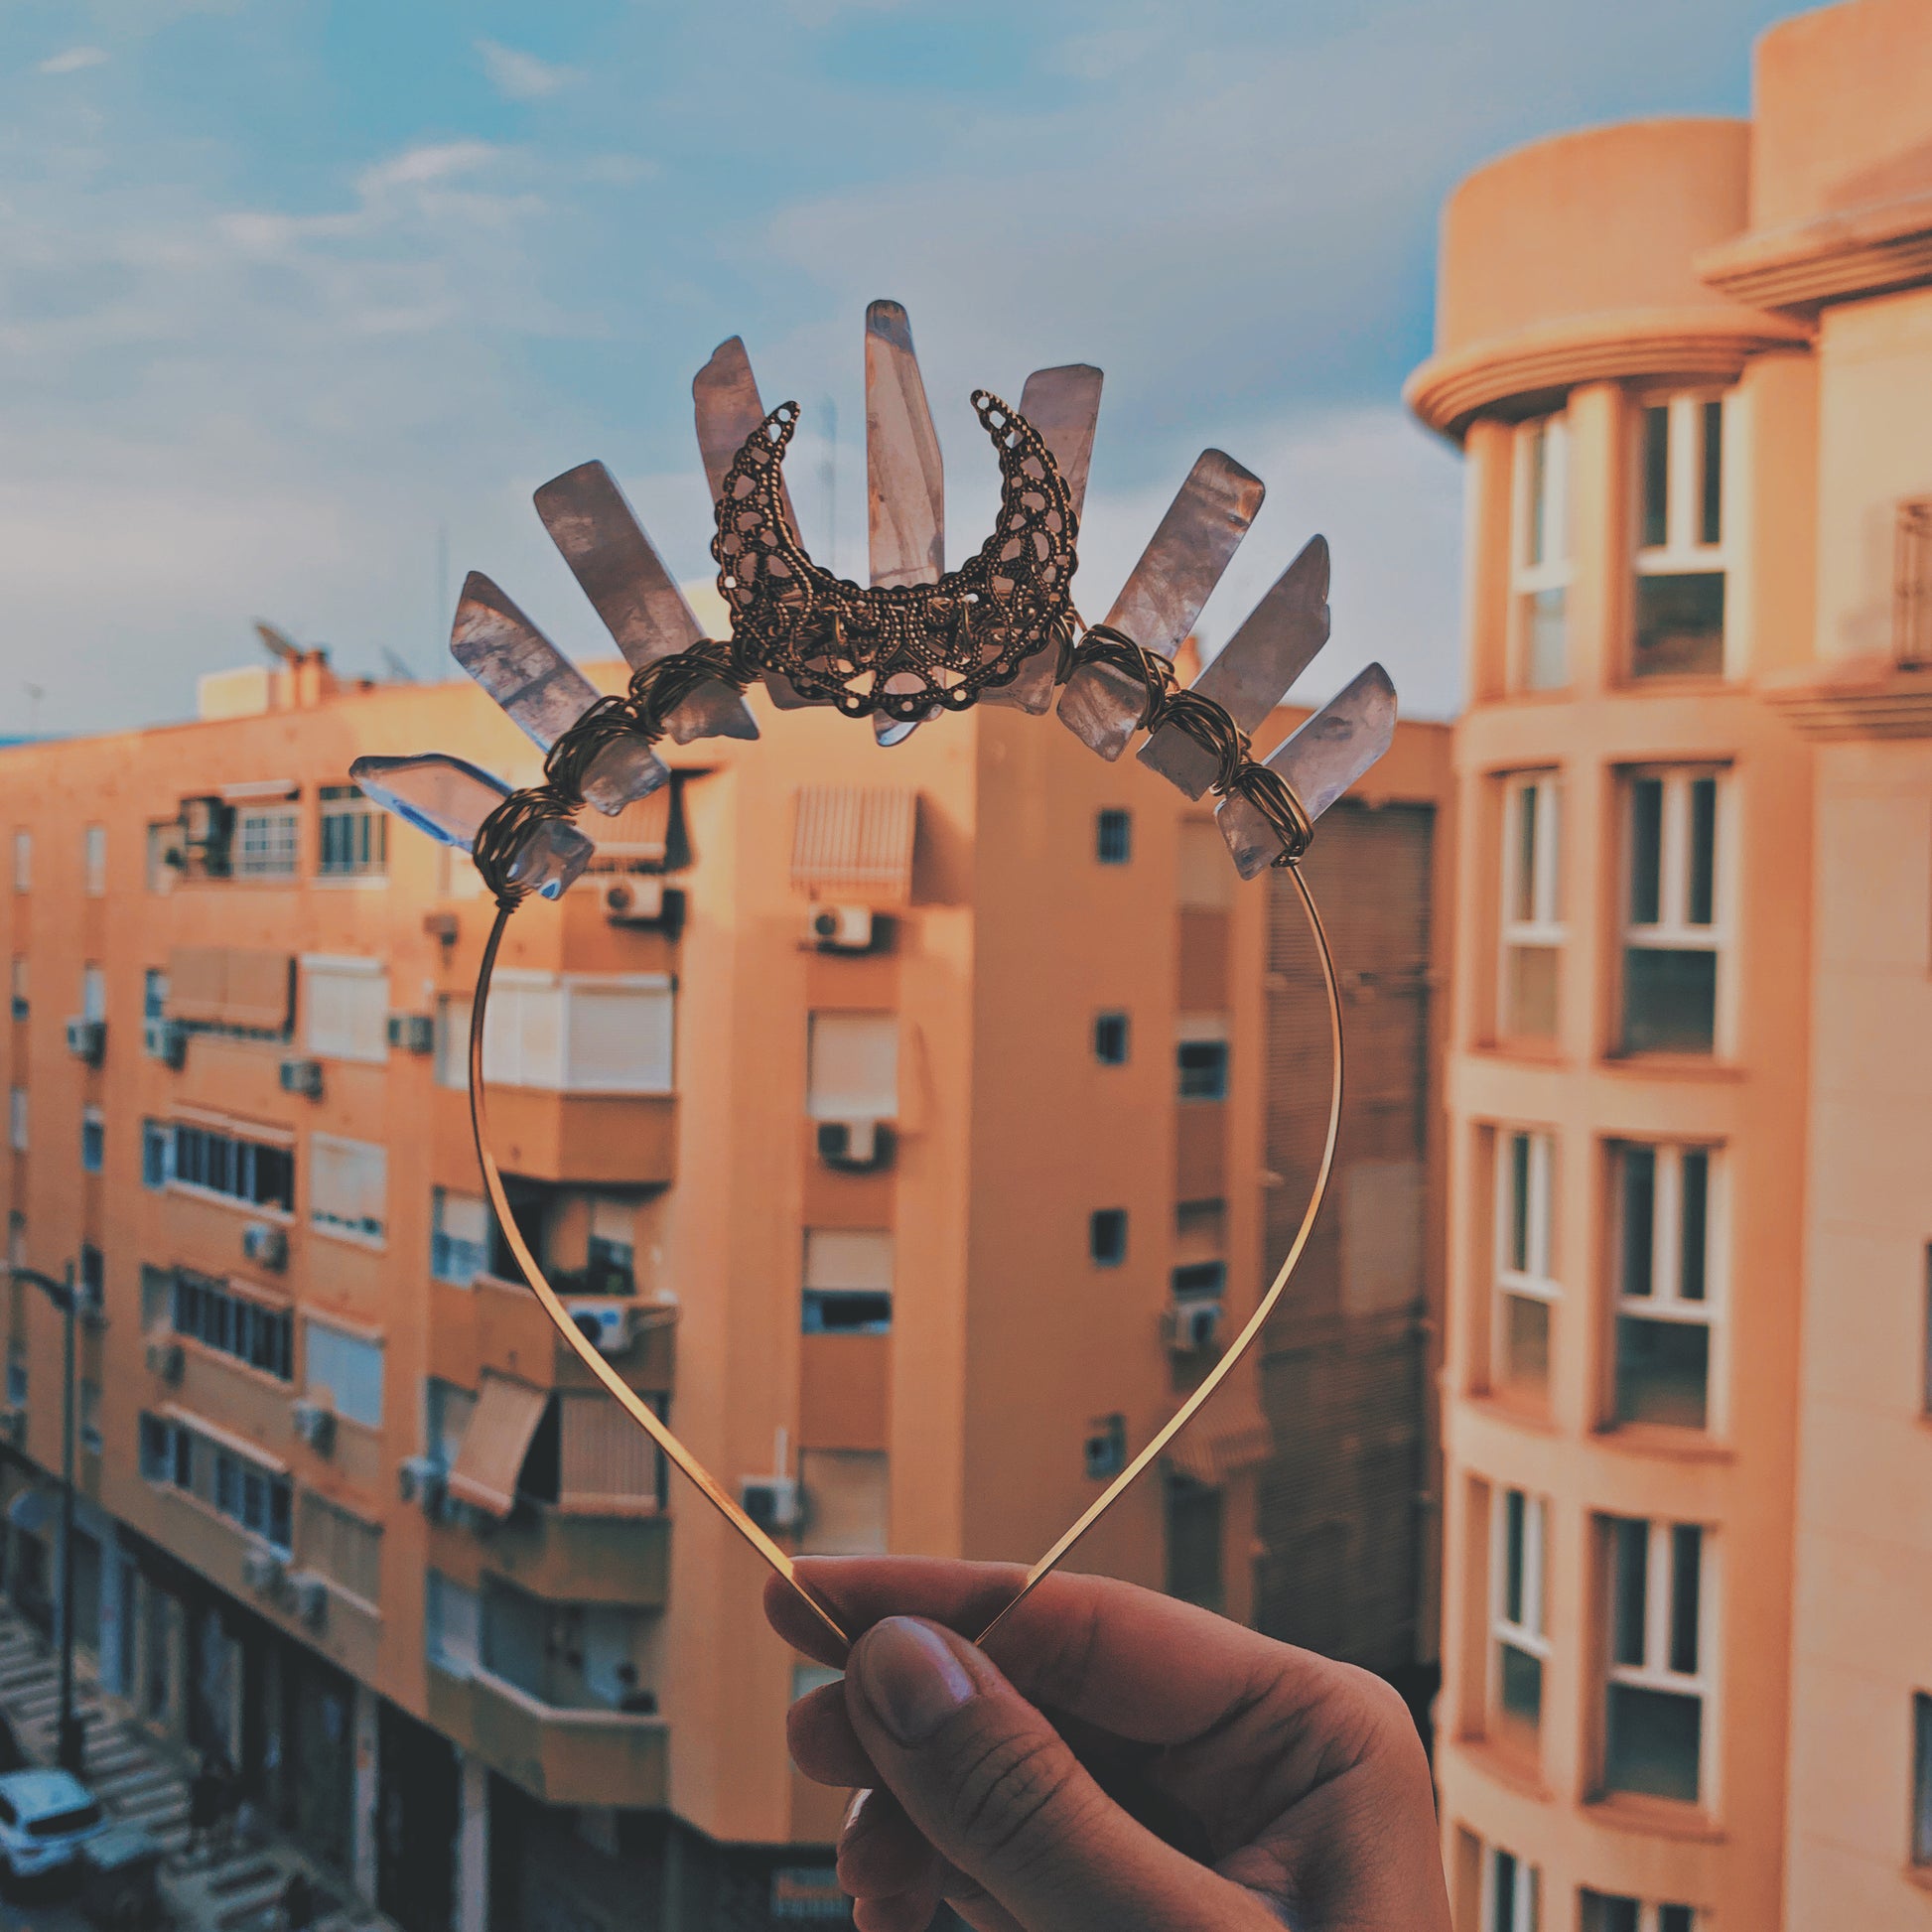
[816,1119,891,1172]
[386,1013,435,1054]
[65,1019,105,1064]
[808,904,875,953]
[241,1547,285,1593]
[567,1301,640,1357]
[142,1019,186,1068]
[289,1574,329,1629]
[603,877,666,926]
[1162,1301,1224,1354]
[278,1058,323,1099]
[241,1223,288,1270]
[0,1409,25,1446]
[398,1454,445,1509]
[291,1400,336,1454]
[422,911,460,945]
[144,1340,185,1384]
[739,1475,800,1534]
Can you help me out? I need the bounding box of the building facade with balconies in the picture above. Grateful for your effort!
[1409,3,1932,1926]
[0,629,1448,1931]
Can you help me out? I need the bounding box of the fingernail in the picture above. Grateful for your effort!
[842,1787,873,1837]
[853,1617,976,1746]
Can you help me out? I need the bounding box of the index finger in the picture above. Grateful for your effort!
[766,1555,1355,1749]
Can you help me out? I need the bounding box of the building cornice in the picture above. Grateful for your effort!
[1760,657,1932,740]
[1697,187,1932,314]
[1404,306,1812,442]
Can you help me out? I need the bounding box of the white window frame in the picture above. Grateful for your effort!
[1611,1142,1725,1436]
[308,1132,387,1247]
[81,965,106,1024]
[9,1086,26,1153]
[1499,773,1563,1038]
[1491,1487,1548,1730]
[1511,413,1571,690]
[1632,391,1733,677]
[236,807,300,881]
[1604,1517,1715,1808]
[1620,767,1731,1057]
[301,955,390,1065]
[1492,1128,1557,1396]
[1482,1845,1541,1932]
[83,824,105,897]
[436,973,675,1096]
[432,1188,492,1288]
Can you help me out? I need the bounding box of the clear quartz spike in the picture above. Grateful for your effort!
[1215,663,1398,880]
[1057,450,1265,760]
[348,755,593,900]
[694,336,813,710]
[1139,534,1330,798]
[866,300,945,745]
[449,573,667,813]
[532,461,757,745]
[984,362,1104,715]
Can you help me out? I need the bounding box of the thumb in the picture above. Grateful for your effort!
[842,1616,1248,1932]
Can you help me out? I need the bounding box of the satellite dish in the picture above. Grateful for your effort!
[252,621,302,664]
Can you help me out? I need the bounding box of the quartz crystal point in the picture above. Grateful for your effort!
[450,573,667,814]
[1139,534,1330,798]
[349,755,593,899]
[984,362,1104,715]
[693,336,812,710]
[1057,450,1265,760]
[533,461,757,745]
[1216,663,1398,880]
[867,300,945,747]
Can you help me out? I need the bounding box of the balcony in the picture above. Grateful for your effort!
[438,1086,675,1187]
[428,1274,674,1397]
[427,1663,667,1808]
[434,1504,669,1608]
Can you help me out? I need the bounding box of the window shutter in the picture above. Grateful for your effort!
[566,985,674,1093]
[304,1319,385,1429]
[803,1230,894,1293]
[807,1014,898,1120]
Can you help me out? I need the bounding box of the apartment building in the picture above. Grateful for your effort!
[0,632,1446,1932]
[1407,2,1932,1925]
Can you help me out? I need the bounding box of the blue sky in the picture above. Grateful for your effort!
[0,0,1799,734]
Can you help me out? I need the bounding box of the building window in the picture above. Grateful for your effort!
[310,1134,387,1244]
[7,1214,24,1271]
[797,1449,890,1556]
[1493,1487,1547,1740]
[1089,1208,1128,1267]
[1923,1247,1932,1419]
[11,831,28,893]
[437,976,677,1096]
[171,1121,295,1213]
[801,1229,893,1335]
[83,824,106,897]
[302,956,389,1063]
[1093,1012,1130,1066]
[1583,1896,1696,1932]
[1621,768,1724,1055]
[584,1197,636,1295]
[9,1087,26,1154]
[1513,413,1570,689]
[431,1189,491,1288]
[140,1265,172,1332]
[236,808,299,881]
[1500,774,1562,1040]
[79,1381,101,1454]
[305,1318,384,1431]
[300,1492,382,1606]
[425,1570,483,1674]
[1493,1129,1556,1405]
[1603,1517,1707,1805]
[318,784,387,878]
[5,1344,25,1407]
[1172,1259,1227,1302]
[1084,1414,1127,1480]
[80,1107,104,1174]
[1913,1692,1932,1866]
[143,969,168,1021]
[1486,1846,1540,1932]
[1632,393,1727,678]
[804,1012,897,1122]
[1896,498,1932,667]
[81,965,105,1024]
[9,957,24,1023]
[425,1380,475,1472]
[1612,1143,1718,1431]
[141,1120,173,1190]
[172,1270,294,1380]
[1175,1023,1230,1101]
[140,1410,293,1553]
[77,1244,103,1313]
[1165,1472,1224,1613]
[1095,809,1132,865]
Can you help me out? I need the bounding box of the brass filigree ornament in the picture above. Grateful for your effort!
[351,305,1397,1650]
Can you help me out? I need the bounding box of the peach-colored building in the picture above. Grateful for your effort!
[1408,2,1932,1926]
[0,633,1446,1929]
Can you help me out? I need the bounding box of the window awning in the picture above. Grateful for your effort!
[790,786,917,905]
[168,947,293,1032]
[1164,1384,1274,1488]
[160,1404,289,1475]
[589,786,673,869]
[446,1373,549,1519]
[219,780,299,803]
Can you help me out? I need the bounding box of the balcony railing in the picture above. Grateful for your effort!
[445,1503,670,1607]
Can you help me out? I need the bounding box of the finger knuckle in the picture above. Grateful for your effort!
[949,1724,1084,1862]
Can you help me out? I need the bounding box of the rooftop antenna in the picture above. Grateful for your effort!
[252,620,302,665]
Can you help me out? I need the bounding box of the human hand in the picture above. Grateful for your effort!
[767,1556,1451,1932]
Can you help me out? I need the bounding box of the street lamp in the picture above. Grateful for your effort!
[7,1263,82,1774]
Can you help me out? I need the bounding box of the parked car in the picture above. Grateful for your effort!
[0,1768,107,1885]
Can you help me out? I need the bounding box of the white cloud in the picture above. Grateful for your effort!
[476,40,577,102]
[38,47,108,75]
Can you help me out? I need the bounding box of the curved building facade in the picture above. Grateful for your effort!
[1409,5,1932,1927]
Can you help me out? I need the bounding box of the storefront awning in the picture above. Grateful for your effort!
[1164,1385,1274,1489]
[446,1374,549,1519]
